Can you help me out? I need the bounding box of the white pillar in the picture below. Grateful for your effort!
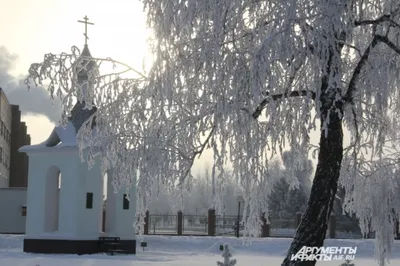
[105,170,136,239]
[75,154,103,239]
[25,157,46,237]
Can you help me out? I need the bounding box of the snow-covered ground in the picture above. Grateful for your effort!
[1,234,400,265]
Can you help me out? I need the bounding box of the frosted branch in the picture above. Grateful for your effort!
[377,35,400,55]
[252,90,316,119]
[355,14,392,27]
[344,35,380,104]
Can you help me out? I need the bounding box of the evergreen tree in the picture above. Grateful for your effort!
[268,151,312,218]
[268,179,290,218]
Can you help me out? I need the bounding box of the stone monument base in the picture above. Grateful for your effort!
[23,238,136,255]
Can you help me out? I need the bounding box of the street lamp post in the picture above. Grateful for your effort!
[236,196,244,238]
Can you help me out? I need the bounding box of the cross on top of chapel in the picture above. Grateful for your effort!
[77,15,94,46]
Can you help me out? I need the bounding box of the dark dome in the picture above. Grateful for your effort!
[69,45,98,132]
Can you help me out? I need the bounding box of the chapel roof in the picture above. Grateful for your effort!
[19,17,99,152]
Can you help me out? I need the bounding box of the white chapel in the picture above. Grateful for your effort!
[19,18,136,254]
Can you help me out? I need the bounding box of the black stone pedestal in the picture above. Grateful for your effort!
[23,238,136,255]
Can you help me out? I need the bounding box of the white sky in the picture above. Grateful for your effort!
[2,0,149,76]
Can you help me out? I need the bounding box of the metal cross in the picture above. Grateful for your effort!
[77,16,94,46]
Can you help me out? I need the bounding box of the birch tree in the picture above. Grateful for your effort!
[25,0,400,265]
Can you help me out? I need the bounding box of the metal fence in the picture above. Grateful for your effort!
[269,217,297,237]
[148,214,178,234]
[336,218,364,239]
[183,215,208,235]
[215,215,245,236]
[145,212,382,239]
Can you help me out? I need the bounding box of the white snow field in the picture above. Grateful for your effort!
[1,234,400,266]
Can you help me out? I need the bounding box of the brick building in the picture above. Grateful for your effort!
[10,105,30,187]
[0,88,30,188]
[0,87,31,233]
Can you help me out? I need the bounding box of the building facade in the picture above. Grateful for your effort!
[0,89,30,188]
[0,88,30,188]
[10,105,30,187]
[0,88,31,233]
[0,187,27,233]
[0,89,12,188]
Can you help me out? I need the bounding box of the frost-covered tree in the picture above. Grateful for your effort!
[25,1,400,265]
[217,244,237,266]
[147,170,240,215]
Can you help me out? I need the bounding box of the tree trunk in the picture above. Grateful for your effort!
[281,106,343,266]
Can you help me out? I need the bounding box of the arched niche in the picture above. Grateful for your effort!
[44,165,61,232]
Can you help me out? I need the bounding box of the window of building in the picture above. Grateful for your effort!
[0,147,3,163]
[22,206,27,216]
[0,122,3,137]
[86,193,93,209]
[123,194,130,210]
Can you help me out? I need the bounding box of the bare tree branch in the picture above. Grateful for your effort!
[252,90,316,119]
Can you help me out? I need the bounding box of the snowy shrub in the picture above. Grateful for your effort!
[339,260,355,266]
[217,244,237,266]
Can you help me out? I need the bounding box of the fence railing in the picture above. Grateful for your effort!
[269,217,297,237]
[183,215,208,235]
[148,214,178,235]
[142,210,400,239]
[215,215,245,236]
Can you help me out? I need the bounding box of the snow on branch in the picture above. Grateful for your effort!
[344,35,380,104]
[355,14,393,27]
[377,35,400,55]
[344,34,400,105]
[355,6,400,28]
[252,90,316,119]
